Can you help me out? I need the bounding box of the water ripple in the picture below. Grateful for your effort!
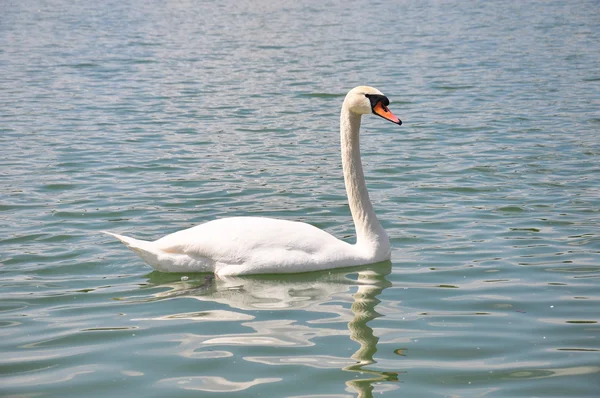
[2,0,599,397]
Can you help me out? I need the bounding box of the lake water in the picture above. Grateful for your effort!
[2,0,599,396]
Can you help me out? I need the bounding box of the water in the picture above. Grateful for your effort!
[2,0,599,396]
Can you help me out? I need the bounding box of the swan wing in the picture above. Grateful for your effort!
[137,217,362,275]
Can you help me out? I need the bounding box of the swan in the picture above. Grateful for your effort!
[105,86,402,276]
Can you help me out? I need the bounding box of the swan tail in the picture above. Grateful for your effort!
[103,231,147,248]
[103,231,165,269]
[103,231,212,272]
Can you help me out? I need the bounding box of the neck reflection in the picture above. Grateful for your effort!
[344,265,401,397]
[143,262,396,397]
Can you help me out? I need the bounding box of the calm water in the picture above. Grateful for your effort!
[2,0,599,396]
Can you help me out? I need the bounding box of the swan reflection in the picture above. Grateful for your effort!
[144,262,399,397]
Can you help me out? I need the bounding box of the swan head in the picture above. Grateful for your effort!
[344,86,402,125]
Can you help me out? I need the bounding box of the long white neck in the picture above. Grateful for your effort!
[340,105,390,258]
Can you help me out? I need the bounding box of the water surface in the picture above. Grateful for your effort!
[1,0,599,396]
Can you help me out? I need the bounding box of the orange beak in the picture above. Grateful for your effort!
[372,101,402,125]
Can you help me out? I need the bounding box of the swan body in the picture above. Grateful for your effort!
[106,86,402,276]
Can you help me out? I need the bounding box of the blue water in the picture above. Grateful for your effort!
[2,0,599,396]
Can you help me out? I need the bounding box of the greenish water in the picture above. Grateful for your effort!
[2,0,599,396]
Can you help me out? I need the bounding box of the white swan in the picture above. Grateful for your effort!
[105,86,402,276]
